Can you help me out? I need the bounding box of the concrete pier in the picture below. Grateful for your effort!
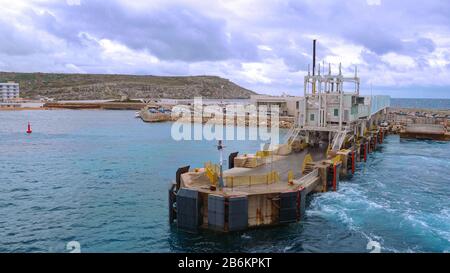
[169,126,386,233]
[167,41,438,233]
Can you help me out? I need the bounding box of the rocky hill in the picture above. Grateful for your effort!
[0,72,256,100]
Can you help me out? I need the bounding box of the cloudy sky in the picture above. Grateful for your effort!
[1,0,450,98]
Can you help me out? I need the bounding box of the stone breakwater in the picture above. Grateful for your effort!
[173,115,294,128]
[140,111,294,128]
[43,102,147,110]
[386,107,450,128]
[385,107,450,141]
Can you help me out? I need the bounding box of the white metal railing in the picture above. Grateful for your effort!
[283,126,299,144]
[294,169,319,185]
[331,131,347,151]
[283,126,295,143]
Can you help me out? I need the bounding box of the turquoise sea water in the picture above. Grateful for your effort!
[1,110,450,253]
[391,98,450,109]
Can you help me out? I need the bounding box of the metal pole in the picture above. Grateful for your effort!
[218,140,224,188]
[221,85,224,106]
[313,40,316,76]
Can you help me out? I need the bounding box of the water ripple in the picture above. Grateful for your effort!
[1,111,449,252]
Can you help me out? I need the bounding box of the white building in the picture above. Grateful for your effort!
[0,82,20,102]
[250,94,301,117]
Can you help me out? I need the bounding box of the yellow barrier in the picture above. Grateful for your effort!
[331,155,342,165]
[204,162,219,186]
[225,171,280,188]
[326,144,331,157]
[302,154,313,173]
[256,150,272,157]
[288,170,294,183]
[300,142,309,149]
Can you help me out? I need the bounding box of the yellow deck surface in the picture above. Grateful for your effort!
[181,147,326,196]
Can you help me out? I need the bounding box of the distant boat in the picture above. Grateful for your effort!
[135,111,141,118]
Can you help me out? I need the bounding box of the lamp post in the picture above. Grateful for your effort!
[217,140,225,188]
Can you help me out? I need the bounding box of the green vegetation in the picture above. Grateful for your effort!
[0,72,256,100]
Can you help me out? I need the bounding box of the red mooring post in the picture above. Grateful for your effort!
[351,151,355,174]
[364,143,367,162]
[26,122,32,134]
[332,163,337,191]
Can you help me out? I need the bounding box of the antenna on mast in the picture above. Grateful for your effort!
[312,39,317,76]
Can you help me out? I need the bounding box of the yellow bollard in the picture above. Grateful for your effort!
[288,170,294,185]
[302,154,313,174]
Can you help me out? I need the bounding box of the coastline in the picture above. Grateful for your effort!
[3,104,450,116]
[0,107,57,111]
[0,101,146,111]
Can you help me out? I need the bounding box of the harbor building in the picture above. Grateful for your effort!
[0,82,20,102]
[250,94,301,117]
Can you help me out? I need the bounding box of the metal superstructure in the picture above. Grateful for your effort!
[168,40,392,233]
[289,40,390,152]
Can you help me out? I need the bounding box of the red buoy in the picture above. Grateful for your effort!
[26,122,32,134]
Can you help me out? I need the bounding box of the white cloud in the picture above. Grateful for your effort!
[66,0,81,6]
[366,0,381,6]
[98,39,159,65]
[241,62,273,84]
[257,45,273,51]
[65,63,85,73]
[0,0,450,97]
[381,53,416,70]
